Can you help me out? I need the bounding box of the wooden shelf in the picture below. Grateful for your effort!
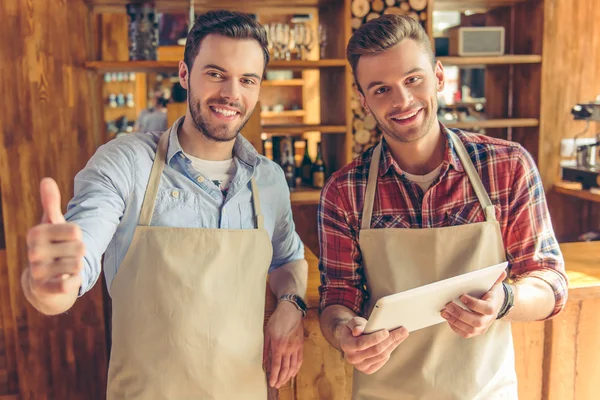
[262,124,346,134]
[290,186,322,205]
[86,61,178,72]
[261,110,305,118]
[267,59,347,69]
[438,55,542,65]
[444,118,539,129]
[554,181,600,203]
[262,79,304,87]
[435,0,532,12]
[85,0,337,13]
[85,59,346,72]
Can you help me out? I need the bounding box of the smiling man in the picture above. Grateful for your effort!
[21,10,308,399]
[317,15,567,400]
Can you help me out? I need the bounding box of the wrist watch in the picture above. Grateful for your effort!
[496,282,515,319]
[278,294,307,317]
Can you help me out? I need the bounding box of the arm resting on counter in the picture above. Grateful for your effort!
[319,304,358,352]
[268,258,308,299]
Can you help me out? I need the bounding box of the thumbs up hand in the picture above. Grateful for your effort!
[22,178,85,314]
[40,177,67,225]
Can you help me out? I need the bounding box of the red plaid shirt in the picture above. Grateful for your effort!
[317,126,568,318]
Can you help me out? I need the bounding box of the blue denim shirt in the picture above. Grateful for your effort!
[66,117,304,296]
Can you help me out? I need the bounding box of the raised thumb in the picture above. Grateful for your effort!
[40,178,66,224]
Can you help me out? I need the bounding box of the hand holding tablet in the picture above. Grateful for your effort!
[364,262,509,334]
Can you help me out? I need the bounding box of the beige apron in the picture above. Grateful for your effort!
[106,132,273,399]
[353,131,518,400]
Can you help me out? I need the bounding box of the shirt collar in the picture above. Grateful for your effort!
[377,123,464,177]
[166,116,261,168]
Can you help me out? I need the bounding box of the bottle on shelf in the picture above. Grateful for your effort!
[281,136,296,190]
[300,139,313,185]
[271,136,282,166]
[126,93,135,108]
[108,94,118,108]
[312,141,326,189]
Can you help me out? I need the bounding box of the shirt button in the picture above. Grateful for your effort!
[171,190,180,198]
[197,176,205,183]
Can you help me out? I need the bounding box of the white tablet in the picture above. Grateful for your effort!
[364,262,509,334]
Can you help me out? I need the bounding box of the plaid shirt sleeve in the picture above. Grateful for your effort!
[505,146,568,319]
[317,176,367,315]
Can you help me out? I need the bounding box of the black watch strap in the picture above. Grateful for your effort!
[278,294,307,317]
[496,282,514,320]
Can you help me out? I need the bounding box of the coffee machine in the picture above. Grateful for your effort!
[561,100,600,189]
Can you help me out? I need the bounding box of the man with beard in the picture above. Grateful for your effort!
[22,10,307,399]
[317,15,567,400]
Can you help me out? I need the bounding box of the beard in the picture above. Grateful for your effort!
[371,98,438,144]
[188,89,252,143]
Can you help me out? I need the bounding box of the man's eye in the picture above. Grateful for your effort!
[375,87,388,95]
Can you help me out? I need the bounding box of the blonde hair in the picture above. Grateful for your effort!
[346,14,434,93]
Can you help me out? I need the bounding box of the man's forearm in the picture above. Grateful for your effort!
[502,277,557,322]
[268,259,308,299]
[319,305,357,351]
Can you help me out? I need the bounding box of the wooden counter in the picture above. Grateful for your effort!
[554,180,600,204]
[266,242,600,400]
[541,241,600,400]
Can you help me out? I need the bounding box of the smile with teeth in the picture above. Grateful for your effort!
[392,109,420,120]
[211,106,239,117]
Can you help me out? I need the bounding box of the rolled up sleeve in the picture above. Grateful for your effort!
[317,176,367,316]
[505,146,568,319]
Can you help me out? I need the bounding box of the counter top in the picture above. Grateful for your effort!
[560,241,600,300]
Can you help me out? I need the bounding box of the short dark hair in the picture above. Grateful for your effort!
[183,10,270,74]
[347,14,434,93]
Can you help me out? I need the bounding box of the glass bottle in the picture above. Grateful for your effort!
[311,141,326,189]
[281,137,296,190]
[300,139,313,185]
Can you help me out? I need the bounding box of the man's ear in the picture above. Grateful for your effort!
[435,60,445,92]
[358,89,371,115]
[179,60,189,90]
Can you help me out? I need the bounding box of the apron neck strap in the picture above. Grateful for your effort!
[138,132,265,229]
[361,132,497,229]
[361,141,383,230]
[448,131,496,222]
[139,132,169,226]
[250,177,264,230]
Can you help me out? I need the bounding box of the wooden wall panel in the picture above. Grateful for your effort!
[511,321,546,400]
[0,0,108,399]
[98,13,129,62]
[291,204,319,257]
[538,0,600,190]
[545,297,600,400]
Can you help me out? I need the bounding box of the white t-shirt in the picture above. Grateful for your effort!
[403,163,444,192]
[185,153,237,196]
